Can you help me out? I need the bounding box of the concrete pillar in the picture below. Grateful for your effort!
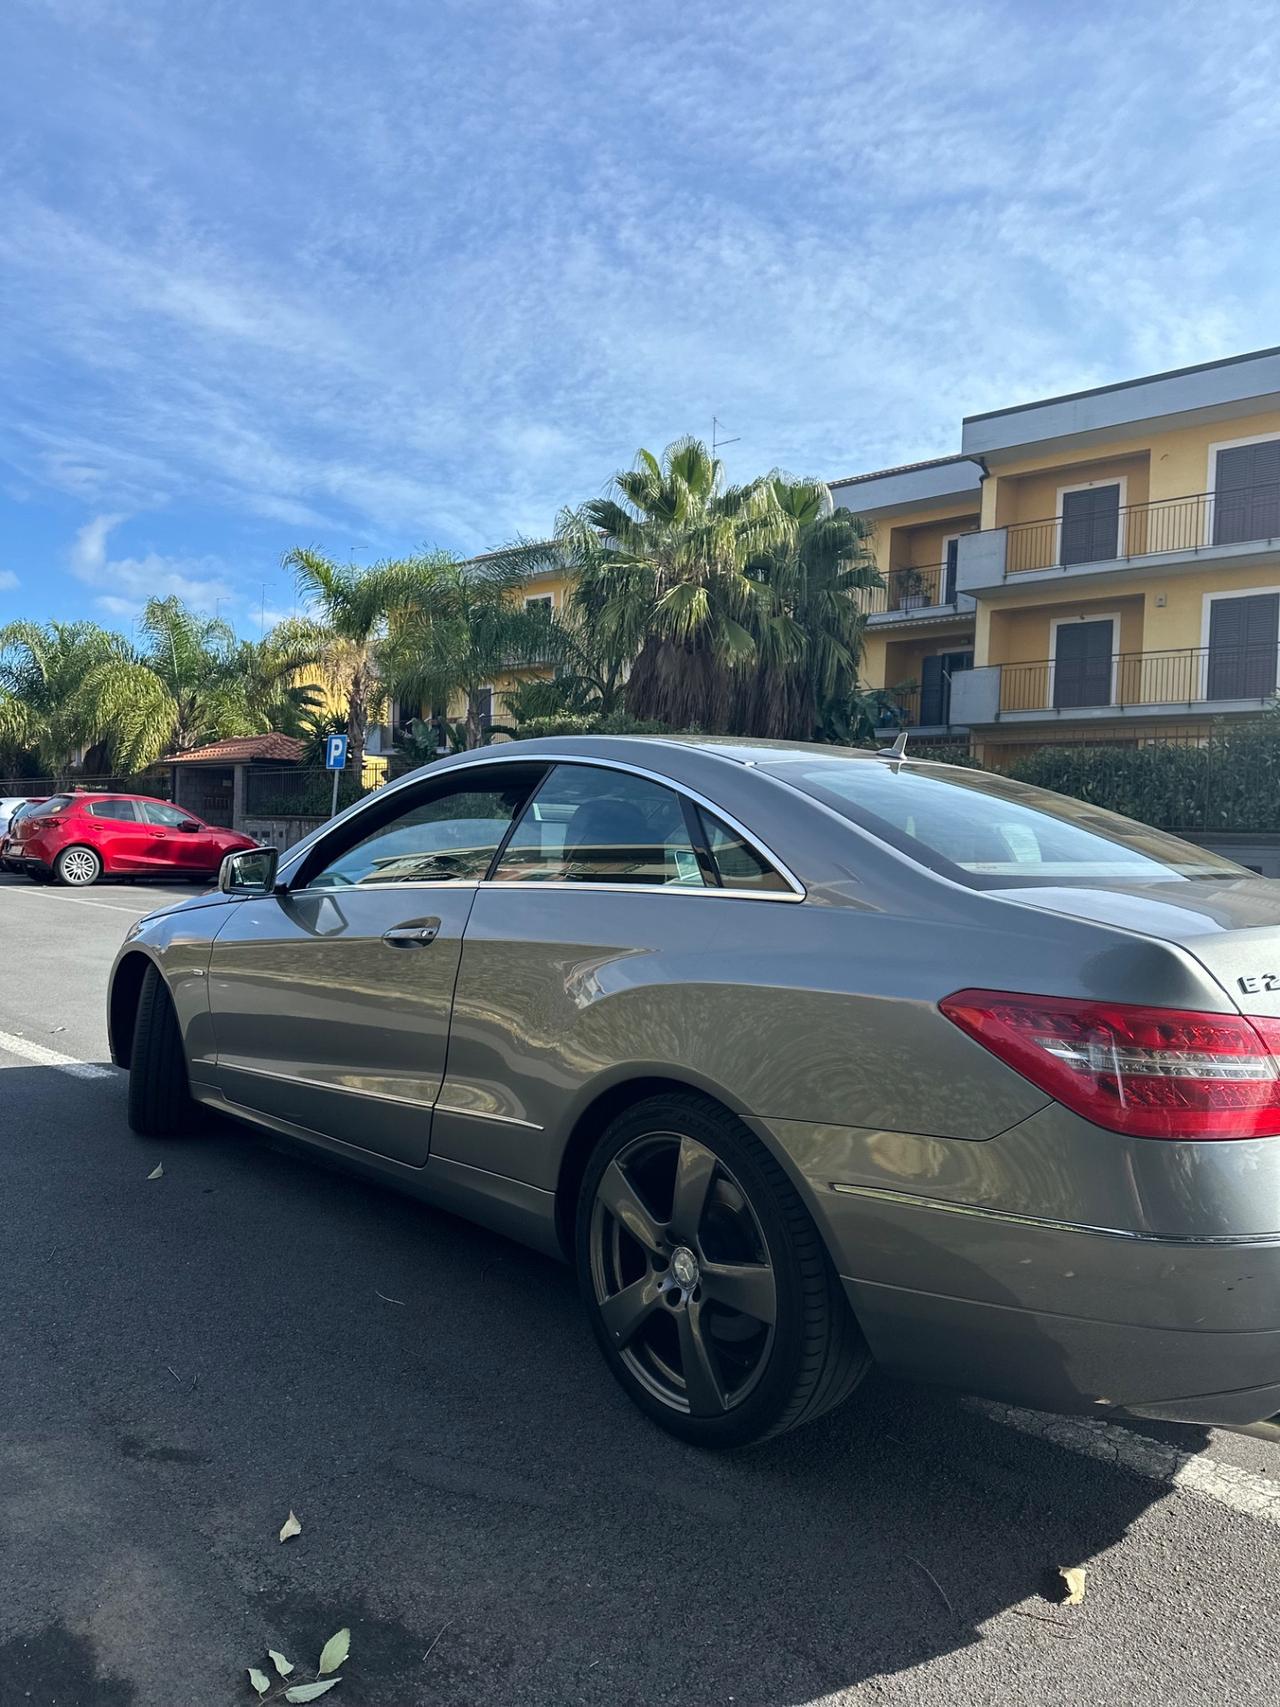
[232,763,247,832]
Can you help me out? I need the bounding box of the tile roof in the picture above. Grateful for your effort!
[165,734,306,765]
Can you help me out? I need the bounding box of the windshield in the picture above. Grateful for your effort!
[766,758,1247,887]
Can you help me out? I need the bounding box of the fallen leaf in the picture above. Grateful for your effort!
[247,1667,271,1696]
[318,1628,350,1675]
[147,1164,164,1180]
[285,1682,341,1702]
[269,1650,294,1678]
[1059,1565,1087,1605]
[279,1509,302,1543]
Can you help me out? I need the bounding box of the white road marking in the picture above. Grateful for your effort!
[0,1027,117,1081]
[0,884,159,914]
[969,1399,1280,1527]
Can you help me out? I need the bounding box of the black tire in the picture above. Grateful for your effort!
[576,1092,869,1448]
[53,845,102,887]
[127,964,196,1137]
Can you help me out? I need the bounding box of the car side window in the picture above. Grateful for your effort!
[301,767,545,889]
[87,799,139,822]
[697,808,791,892]
[493,764,707,887]
[140,801,195,828]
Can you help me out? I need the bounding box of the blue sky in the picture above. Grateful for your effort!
[2,0,1279,634]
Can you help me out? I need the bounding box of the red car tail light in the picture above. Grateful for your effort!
[940,989,1280,1140]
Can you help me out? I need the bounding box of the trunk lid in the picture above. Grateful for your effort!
[998,877,1280,1015]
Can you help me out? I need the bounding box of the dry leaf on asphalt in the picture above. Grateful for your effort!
[1059,1566,1087,1605]
[279,1509,302,1542]
[284,1683,341,1702]
[318,1628,351,1675]
[247,1667,271,1696]
[147,1164,163,1180]
[268,1650,294,1677]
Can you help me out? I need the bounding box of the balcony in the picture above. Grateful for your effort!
[949,643,1280,727]
[956,483,1280,596]
[861,561,973,622]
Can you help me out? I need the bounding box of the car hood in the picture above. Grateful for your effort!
[136,888,231,924]
[995,877,1280,1013]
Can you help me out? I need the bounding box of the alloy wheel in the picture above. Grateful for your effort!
[59,848,99,885]
[588,1131,778,1417]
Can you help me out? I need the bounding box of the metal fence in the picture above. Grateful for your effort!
[242,765,385,820]
[0,771,172,800]
[860,562,953,616]
[1005,482,1280,574]
[999,644,1280,713]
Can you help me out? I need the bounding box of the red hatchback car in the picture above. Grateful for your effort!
[6,793,256,887]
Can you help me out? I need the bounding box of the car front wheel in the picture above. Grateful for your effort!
[53,845,102,886]
[576,1092,870,1447]
[127,964,197,1137]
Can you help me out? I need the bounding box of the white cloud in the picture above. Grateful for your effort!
[0,570,19,591]
[3,0,1280,601]
[70,512,126,576]
[67,514,231,621]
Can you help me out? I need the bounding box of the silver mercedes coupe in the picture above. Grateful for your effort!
[108,736,1280,1447]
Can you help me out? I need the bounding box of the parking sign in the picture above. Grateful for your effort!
[325,733,349,770]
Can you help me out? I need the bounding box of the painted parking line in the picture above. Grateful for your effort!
[968,1399,1280,1528]
[0,883,161,915]
[0,1026,117,1081]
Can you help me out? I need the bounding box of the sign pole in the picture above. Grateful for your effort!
[331,767,340,819]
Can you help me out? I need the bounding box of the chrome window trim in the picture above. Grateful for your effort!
[829,1180,1280,1247]
[278,751,806,901]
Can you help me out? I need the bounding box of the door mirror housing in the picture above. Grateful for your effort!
[219,846,280,895]
[179,819,202,832]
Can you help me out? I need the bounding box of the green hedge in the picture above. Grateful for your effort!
[1008,722,1280,832]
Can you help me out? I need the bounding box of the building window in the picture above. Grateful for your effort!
[1059,483,1122,567]
[1212,441,1280,546]
[524,594,554,615]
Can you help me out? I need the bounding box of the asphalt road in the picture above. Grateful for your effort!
[4,872,1280,1707]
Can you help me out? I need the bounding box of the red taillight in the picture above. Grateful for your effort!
[940,988,1280,1141]
[34,816,62,828]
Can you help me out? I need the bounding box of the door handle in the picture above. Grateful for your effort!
[381,920,441,948]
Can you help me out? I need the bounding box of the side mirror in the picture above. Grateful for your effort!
[179,819,202,832]
[219,846,280,896]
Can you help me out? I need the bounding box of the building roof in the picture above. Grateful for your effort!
[962,343,1280,424]
[165,734,306,766]
[827,452,976,488]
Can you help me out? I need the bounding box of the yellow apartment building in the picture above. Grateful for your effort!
[840,345,1280,765]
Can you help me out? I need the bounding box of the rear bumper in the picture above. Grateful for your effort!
[819,1183,1280,1428]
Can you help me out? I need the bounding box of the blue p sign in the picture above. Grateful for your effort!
[325,733,349,771]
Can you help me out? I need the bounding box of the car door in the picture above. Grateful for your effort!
[82,798,153,870]
[138,798,222,871]
[204,762,547,1164]
[433,760,796,1185]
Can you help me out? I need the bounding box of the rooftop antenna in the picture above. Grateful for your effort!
[711,415,740,456]
[887,729,909,759]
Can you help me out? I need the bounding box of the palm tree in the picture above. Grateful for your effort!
[530,438,795,730]
[733,482,882,740]
[0,620,137,777]
[380,553,563,748]
[279,548,464,776]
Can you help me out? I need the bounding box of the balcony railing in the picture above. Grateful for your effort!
[999,644,1280,714]
[860,561,956,616]
[1004,483,1280,574]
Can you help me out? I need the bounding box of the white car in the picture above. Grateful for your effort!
[0,796,43,837]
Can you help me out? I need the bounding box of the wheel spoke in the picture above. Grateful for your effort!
[598,1274,661,1347]
[677,1301,728,1416]
[669,1138,717,1245]
[699,1260,776,1326]
[597,1160,665,1255]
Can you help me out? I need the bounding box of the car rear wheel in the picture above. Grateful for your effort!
[127,964,196,1137]
[576,1093,870,1447]
[53,845,101,887]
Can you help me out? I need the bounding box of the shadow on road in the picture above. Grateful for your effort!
[0,1065,1210,1706]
